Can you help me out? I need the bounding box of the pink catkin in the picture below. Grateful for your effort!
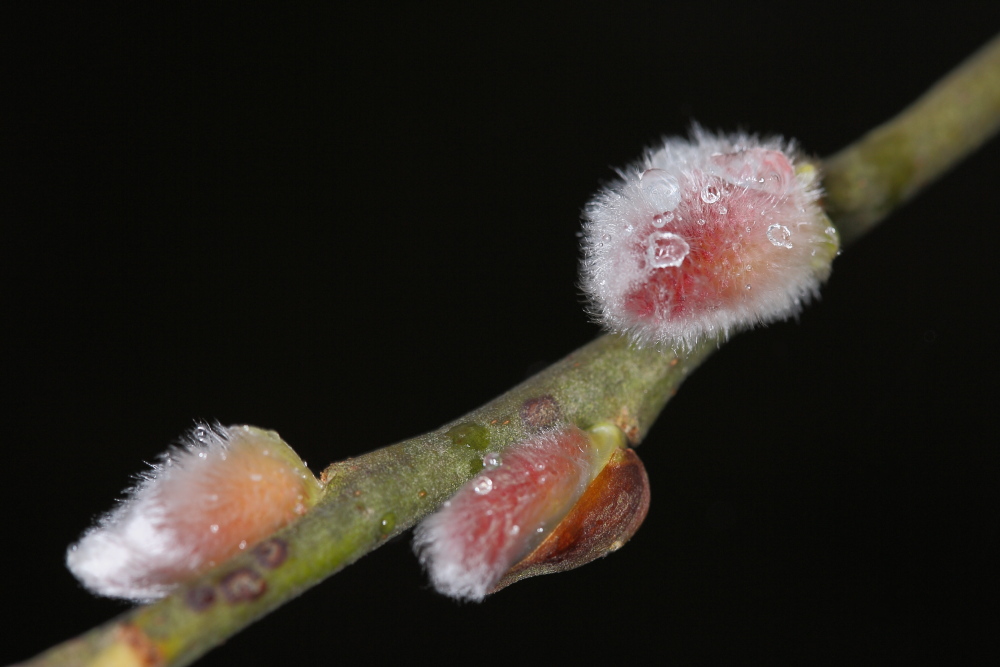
[66,424,319,601]
[581,127,840,349]
[413,427,594,601]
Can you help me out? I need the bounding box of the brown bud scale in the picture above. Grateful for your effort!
[492,447,650,592]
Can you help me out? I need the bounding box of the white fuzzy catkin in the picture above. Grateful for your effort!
[66,423,319,601]
[413,428,594,602]
[581,127,839,349]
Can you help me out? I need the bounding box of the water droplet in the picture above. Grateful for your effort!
[719,205,728,215]
[239,540,247,550]
[745,284,751,290]
[473,477,493,495]
[198,452,207,459]
[640,169,681,211]
[508,524,520,536]
[696,218,706,226]
[646,232,690,268]
[536,527,545,533]
[209,524,219,534]
[601,233,610,241]
[701,184,720,204]
[483,453,501,470]
[379,512,396,535]
[652,210,675,228]
[766,223,793,248]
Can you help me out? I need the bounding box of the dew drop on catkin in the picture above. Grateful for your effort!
[413,427,595,602]
[580,127,839,349]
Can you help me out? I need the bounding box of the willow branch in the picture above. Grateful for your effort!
[823,32,1000,246]
[16,32,1000,667]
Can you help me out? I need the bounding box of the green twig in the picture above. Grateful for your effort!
[20,334,716,666]
[17,32,1000,667]
[823,32,1000,246]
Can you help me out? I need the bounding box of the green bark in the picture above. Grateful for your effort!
[17,31,1000,667]
[824,33,1000,246]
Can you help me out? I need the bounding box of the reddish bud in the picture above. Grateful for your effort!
[66,424,320,601]
[492,446,650,592]
[581,127,839,348]
[413,427,595,601]
[413,422,647,601]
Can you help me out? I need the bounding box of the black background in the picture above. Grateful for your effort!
[6,4,999,665]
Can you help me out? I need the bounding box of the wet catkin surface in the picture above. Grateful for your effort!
[5,5,999,665]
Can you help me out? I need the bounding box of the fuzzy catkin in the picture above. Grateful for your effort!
[66,423,319,601]
[413,428,594,602]
[581,127,839,349]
